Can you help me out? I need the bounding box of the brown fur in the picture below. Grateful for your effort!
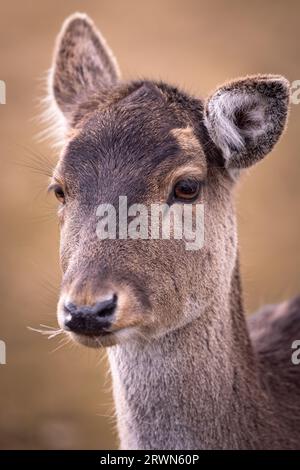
[45,13,300,449]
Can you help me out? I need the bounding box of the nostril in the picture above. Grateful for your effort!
[64,302,78,315]
[94,294,118,318]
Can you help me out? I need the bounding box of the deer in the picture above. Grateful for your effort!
[45,13,300,450]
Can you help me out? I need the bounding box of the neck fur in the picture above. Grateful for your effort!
[108,259,278,449]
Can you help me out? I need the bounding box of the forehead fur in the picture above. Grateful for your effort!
[61,83,197,170]
[171,126,202,154]
[70,80,201,129]
[55,80,225,197]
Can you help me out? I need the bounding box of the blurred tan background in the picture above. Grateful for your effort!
[0,0,299,449]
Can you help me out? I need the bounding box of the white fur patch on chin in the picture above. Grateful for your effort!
[204,90,267,162]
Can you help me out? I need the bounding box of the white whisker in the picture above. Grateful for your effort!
[27,324,63,340]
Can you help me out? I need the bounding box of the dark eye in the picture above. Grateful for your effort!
[53,184,65,204]
[173,179,201,202]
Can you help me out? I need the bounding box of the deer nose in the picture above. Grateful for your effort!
[63,294,118,336]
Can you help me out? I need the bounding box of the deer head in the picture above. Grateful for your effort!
[49,13,290,348]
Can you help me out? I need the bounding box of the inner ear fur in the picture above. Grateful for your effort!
[204,75,290,169]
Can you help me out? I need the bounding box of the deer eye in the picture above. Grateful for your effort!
[173,179,201,202]
[52,184,65,204]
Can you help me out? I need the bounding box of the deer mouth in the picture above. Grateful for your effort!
[67,326,136,348]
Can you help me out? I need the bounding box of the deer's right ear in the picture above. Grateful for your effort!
[50,13,120,122]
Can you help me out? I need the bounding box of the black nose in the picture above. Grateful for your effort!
[63,294,117,336]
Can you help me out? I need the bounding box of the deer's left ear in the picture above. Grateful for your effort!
[204,75,290,169]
